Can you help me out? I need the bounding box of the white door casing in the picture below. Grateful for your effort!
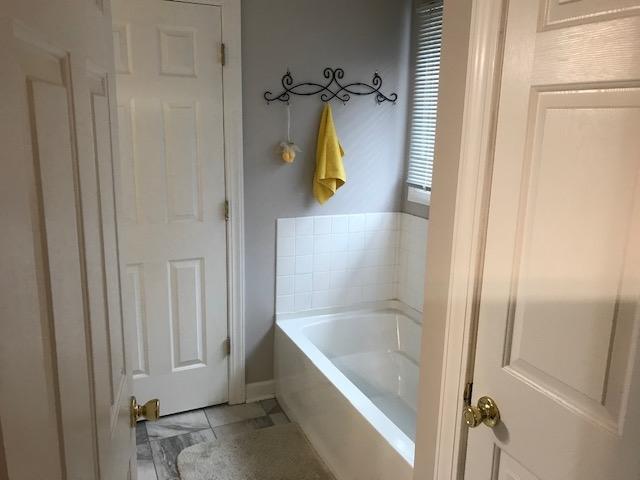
[113,0,232,415]
[465,1,640,479]
[0,0,134,478]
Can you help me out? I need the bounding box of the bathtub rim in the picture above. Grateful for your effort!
[275,299,421,324]
[275,299,422,466]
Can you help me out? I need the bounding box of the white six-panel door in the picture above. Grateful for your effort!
[0,0,133,478]
[113,0,229,415]
[465,1,640,479]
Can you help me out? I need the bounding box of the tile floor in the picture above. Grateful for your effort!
[136,399,290,480]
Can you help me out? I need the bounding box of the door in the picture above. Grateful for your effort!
[0,0,134,479]
[112,0,229,415]
[465,1,640,479]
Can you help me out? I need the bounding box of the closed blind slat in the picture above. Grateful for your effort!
[406,0,443,192]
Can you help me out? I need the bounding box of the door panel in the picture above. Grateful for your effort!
[84,67,133,479]
[495,450,540,480]
[466,1,640,479]
[31,66,97,480]
[113,0,228,415]
[163,102,201,222]
[544,0,640,28]
[506,90,639,429]
[169,258,206,369]
[0,0,134,478]
[116,100,139,224]
[126,263,150,377]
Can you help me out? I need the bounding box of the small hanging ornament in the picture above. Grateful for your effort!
[280,141,301,163]
[279,103,301,164]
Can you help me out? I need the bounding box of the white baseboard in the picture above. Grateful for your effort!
[245,380,275,403]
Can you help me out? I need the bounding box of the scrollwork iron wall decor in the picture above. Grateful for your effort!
[264,67,398,105]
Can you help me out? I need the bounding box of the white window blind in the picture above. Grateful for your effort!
[406,0,443,192]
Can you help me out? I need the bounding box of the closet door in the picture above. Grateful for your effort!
[113,0,229,415]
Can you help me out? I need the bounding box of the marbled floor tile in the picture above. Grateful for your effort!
[204,402,266,427]
[260,398,282,415]
[212,415,274,439]
[136,422,148,445]
[269,411,290,425]
[150,429,215,480]
[260,399,290,425]
[137,443,158,480]
[145,409,210,441]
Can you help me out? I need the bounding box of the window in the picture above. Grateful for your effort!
[406,0,443,204]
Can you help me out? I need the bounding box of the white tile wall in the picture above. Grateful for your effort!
[397,214,428,311]
[276,213,427,314]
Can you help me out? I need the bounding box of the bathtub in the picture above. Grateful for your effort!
[274,301,421,480]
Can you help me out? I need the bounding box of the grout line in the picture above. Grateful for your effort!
[143,420,150,443]
[134,431,160,480]
[203,406,213,428]
[202,407,218,439]
[150,440,160,480]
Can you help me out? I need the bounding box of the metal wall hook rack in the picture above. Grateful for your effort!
[264,67,398,105]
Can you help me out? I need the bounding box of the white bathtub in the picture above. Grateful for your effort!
[274,301,421,480]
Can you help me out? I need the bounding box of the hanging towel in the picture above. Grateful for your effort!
[313,103,345,204]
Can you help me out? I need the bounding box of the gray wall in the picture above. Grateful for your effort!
[402,190,430,218]
[242,0,412,383]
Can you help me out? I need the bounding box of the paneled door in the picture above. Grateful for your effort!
[0,0,134,478]
[113,0,229,415]
[465,1,640,479]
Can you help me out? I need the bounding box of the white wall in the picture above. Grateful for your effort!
[412,0,474,477]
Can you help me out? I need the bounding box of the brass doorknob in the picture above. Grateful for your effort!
[463,396,500,428]
[130,396,160,427]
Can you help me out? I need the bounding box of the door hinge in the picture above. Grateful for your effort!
[220,43,226,66]
[224,337,231,356]
[463,382,473,407]
[224,199,230,221]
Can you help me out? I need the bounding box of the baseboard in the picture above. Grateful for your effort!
[245,380,275,403]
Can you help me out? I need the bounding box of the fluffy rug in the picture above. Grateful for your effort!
[177,423,335,480]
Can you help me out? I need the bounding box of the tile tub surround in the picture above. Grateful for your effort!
[276,213,427,314]
[136,400,290,480]
[397,213,428,311]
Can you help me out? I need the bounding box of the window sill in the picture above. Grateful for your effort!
[407,186,431,206]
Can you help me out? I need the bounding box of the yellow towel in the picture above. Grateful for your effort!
[313,104,345,204]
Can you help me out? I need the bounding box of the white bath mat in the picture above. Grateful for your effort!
[177,423,335,480]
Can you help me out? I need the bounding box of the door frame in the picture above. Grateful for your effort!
[412,0,504,478]
[218,0,246,405]
[164,0,246,405]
